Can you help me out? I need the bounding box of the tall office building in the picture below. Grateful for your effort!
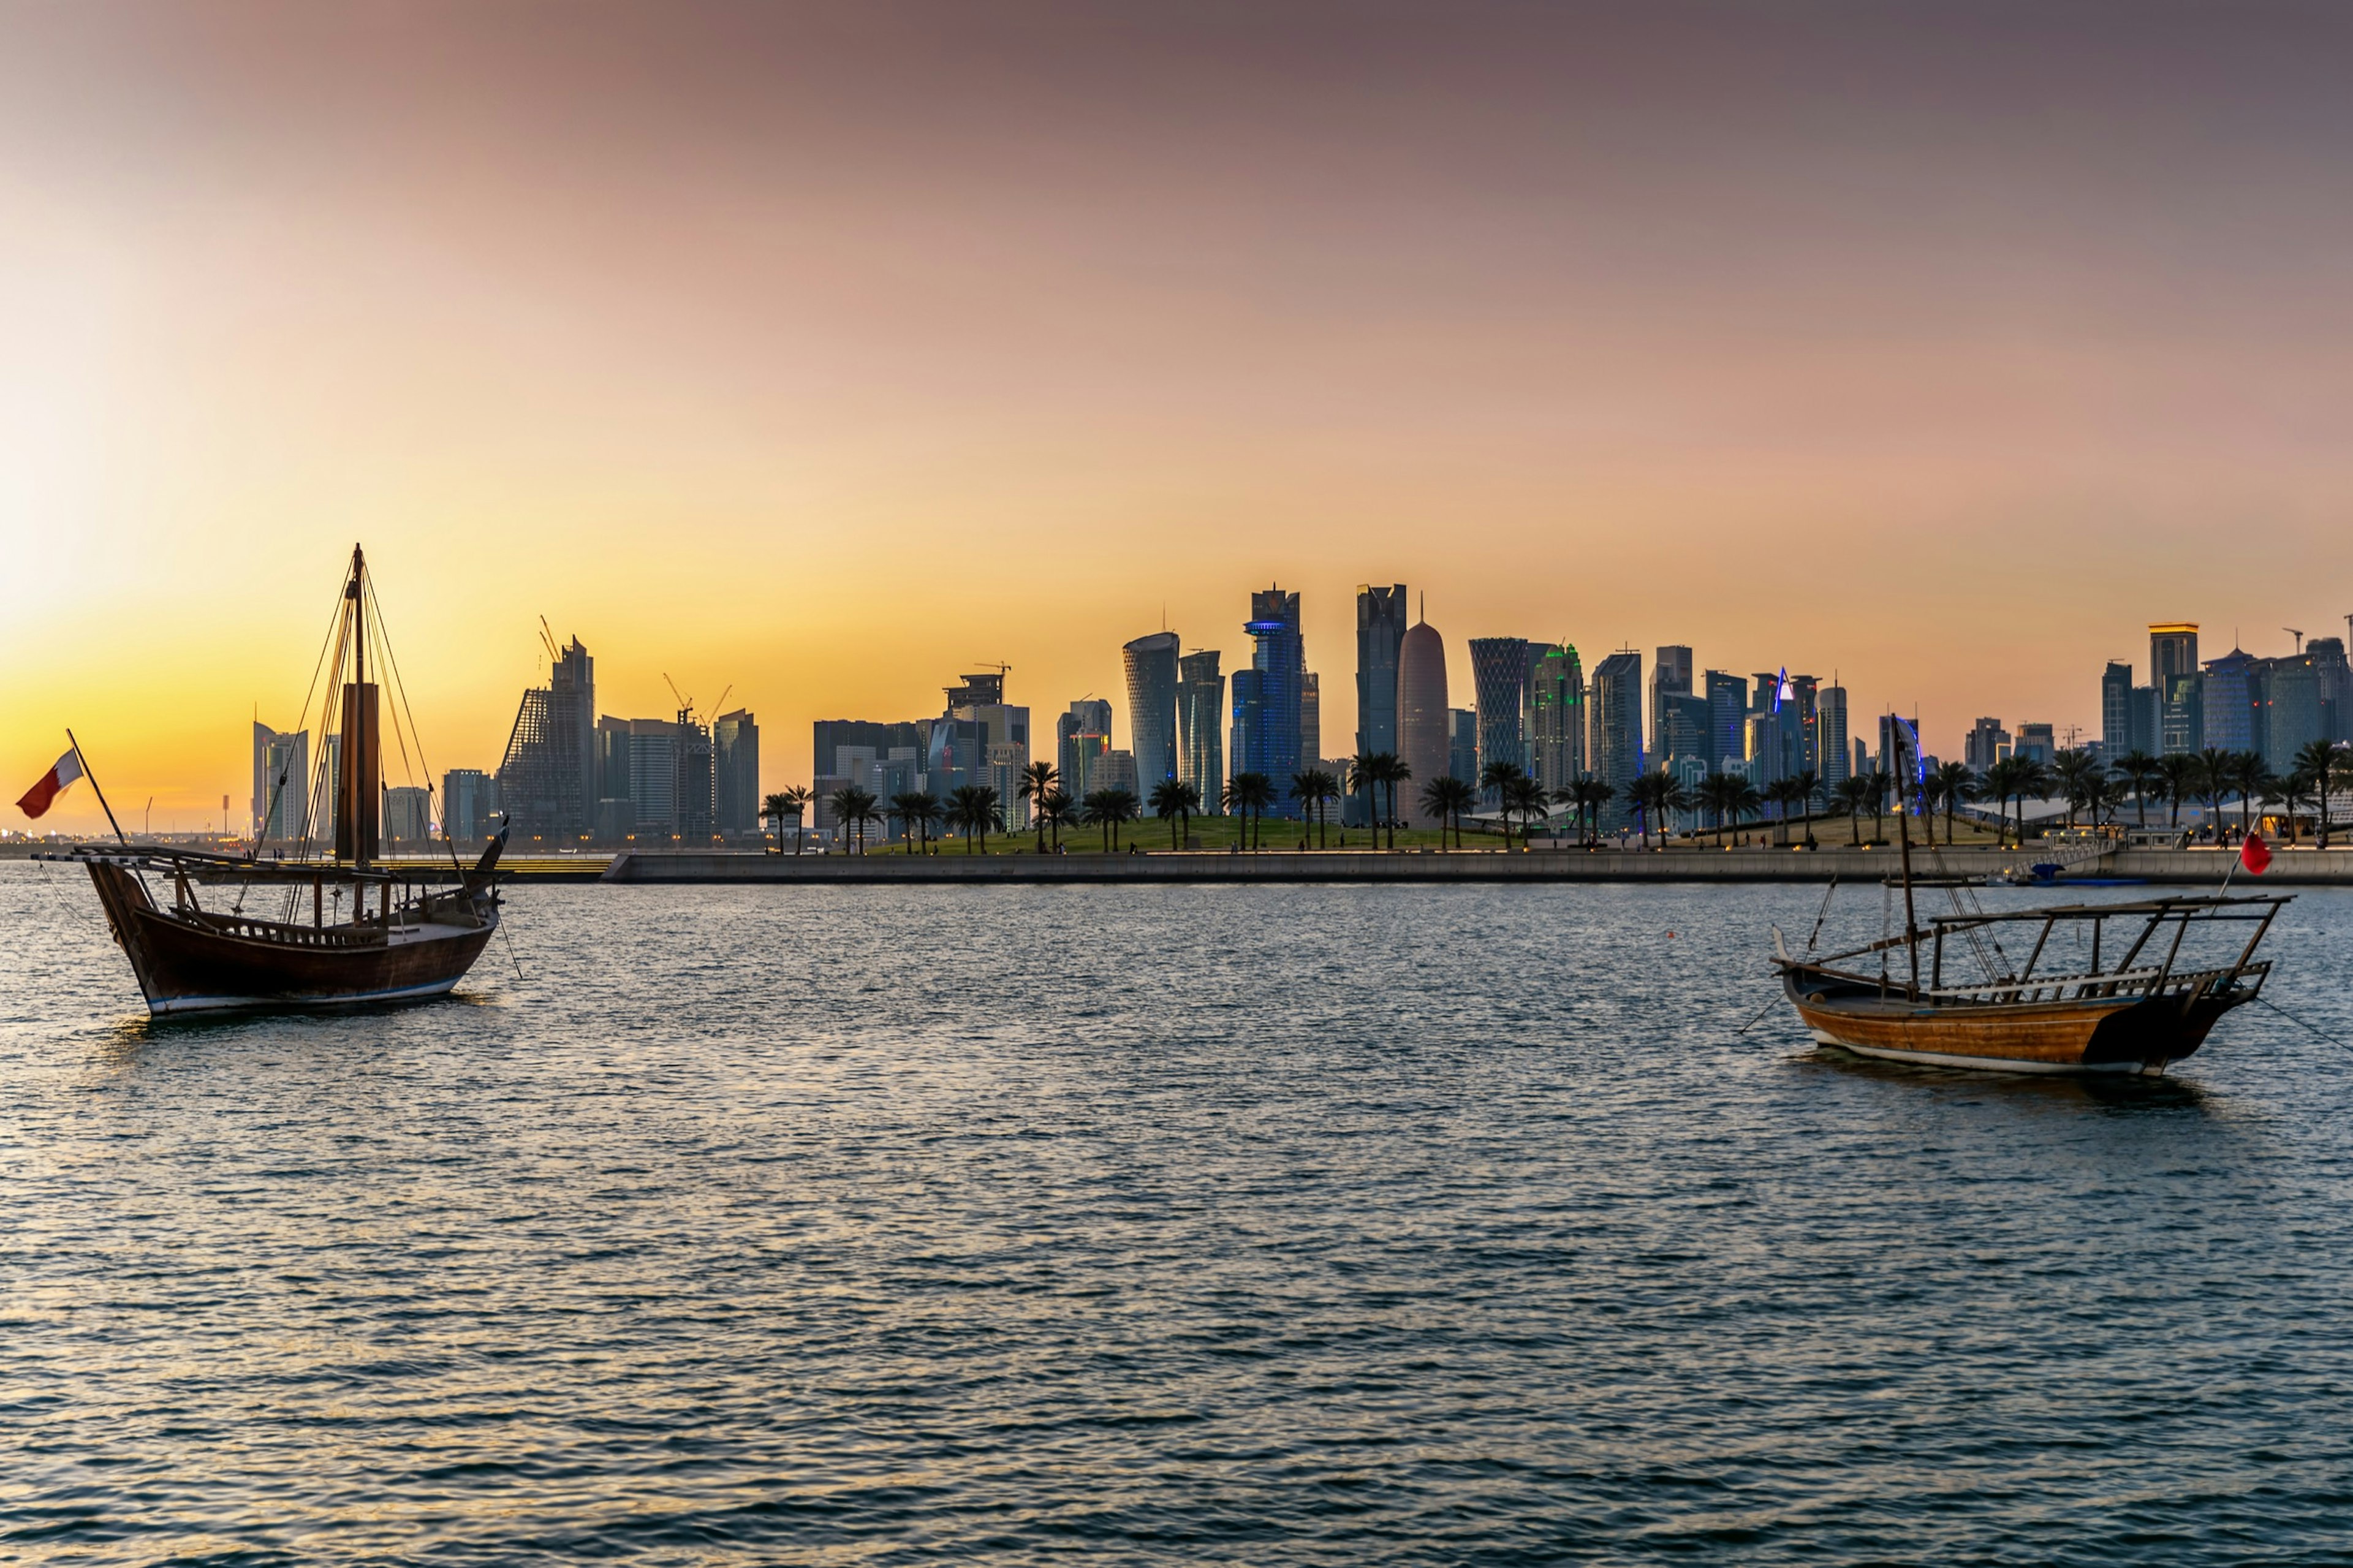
[712,709,759,836]
[2013,722,2055,766]
[1703,672,1747,773]
[1232,586,1305,812]
[1964,718,2009,773]
[2201,646,2259,752]
[930,673,1031,828]
[1122,632,1182,790]
[383,786,431,848]
[251,722,309,845]
[1527,643,1586,793]
[1746,673,1785,786]
[2260,653,2321,773]
[497,635,596,842]
[1300,672,1321,765]
[1818,686,1849,785]
[1468,637,1533,792]
[1058,698,1114,798]
[2310,637,2353,741]
[1397,613,1450,827]
[2151,624,2200,691]
[1786,675,1819,775]
[1588,650,1644,817]
[1449,709,1479,786]
[1355,585,1409,760]
[673,706,714,844]
[441,768,499,844]
[2101,662,2134,755]
[1176,651,1225,805]
[1649,646,1694,762]
[2126,686,2162,756]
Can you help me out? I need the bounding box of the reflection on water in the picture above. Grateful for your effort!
[4,867,2351,1566]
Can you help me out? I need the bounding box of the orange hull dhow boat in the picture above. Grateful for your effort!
[38,544,507,1015]
[1773,717,2287,1076]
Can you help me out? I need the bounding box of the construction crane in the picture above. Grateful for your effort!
[710,684,733,718]
[2286,627,2305,655]
[537,615,562,664]
[664,673,695,723]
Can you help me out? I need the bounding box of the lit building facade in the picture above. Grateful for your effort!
[1176,650,1224,805]
[1122,632,1181,790]
[1468,637,1533,793]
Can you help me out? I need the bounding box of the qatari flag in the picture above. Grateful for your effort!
[17,749,83,819]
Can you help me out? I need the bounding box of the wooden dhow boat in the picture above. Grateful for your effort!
[39,545,506,1015]
[1775,720,2286,1076]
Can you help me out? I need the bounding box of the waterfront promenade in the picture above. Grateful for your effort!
[602,844,2353,885]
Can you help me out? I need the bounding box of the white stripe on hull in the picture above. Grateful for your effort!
[145,975,466,1015]
[1809,1030,2162,1076]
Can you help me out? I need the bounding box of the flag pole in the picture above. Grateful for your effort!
[65,729,129,846]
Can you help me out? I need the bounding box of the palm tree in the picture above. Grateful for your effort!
[904,790,942,853]
[1017,761,1059,853]
[2156,752,2198,831]
[1225,772,1275,850]
[761,791,791,855]
[2277,756,2315,847]
[1559,775,1615,847]
[889,790,931,853]
[2230,751,2274,841]
[1288,771,1324,849]
[1421,775,1474,849]
[2007,757,2055,844]
[1787,769,1820,848]
[829,784,879,855]
[1830,775,1873,846]
[1039,786,1075,850]
[1348,751,1379,841]
[1503,774,1552,847]
[1150,778,1196,849]
[947,784,1001,853]
[2192,747,2235,841]
[1864,770,1895,845]
[1929,761,1974,844]
[2292,739,2347,848]
[1082,788,1138,850]
[1757,777,1797,846]
[771,785,812,854]
[2052,748,2102,830]
[1480,760,1529,849]
[2112,749,2162,828]
[1370,752,1410,848]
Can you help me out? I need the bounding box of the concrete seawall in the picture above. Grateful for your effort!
[599,846,2353,885]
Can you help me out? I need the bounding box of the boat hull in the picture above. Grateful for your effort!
[87,862,497,1015]
[1784,970,2242,1075]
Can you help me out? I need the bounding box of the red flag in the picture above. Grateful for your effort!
[2240,830,2272,876]
[16,748,84,819]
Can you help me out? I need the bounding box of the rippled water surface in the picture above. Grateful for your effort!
[5,861,2352,1564]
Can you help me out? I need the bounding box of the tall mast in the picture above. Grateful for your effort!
[1893,714,1920,996]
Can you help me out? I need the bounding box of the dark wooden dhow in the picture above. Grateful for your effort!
[43,543,506,1016]
[1773,718,2286,1076]
[67,839,504,1014]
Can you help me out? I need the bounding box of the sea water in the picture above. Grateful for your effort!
[4,862,2350,1563]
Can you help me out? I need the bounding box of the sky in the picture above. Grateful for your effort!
[7,1,2353,833]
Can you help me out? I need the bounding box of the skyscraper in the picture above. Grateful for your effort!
[1527,643,1586,793]
[2310,636,2353,741]
[2151,624,2200,691]
[2201,646,2258,752]
[1058,698,1113,798]
[1817,686,1849,786]
[2101,661,2134,756]
[1588,650,1644,816]
[1233,586,1304,812]
[441,768,499,844]
[2262,652,2321,773]
[1176,651,1224,805]
[1448,708,1479,786]
[1468,637,1533,792]
[251,721,309,845]
[498,635,595,843]
[1703,671,1747,773]
[1122,631,1181,790]
[1649,646,1694,762]
[930,672,1031,827]
[1964,718,2010,773]
[712,709,759,836]
[1300,671,1321,765]
[1355,584,1408,759]
[1397,612,1450,827]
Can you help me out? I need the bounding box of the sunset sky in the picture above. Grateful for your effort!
[7,2,2353,833]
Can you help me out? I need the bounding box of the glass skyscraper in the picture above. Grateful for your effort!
[1122,632,1181,789]
[1468,637,1533,795]
[1589,650,1645,819]
[1355,585,1408,759]
[1233,586,1304,814]
[1176,650,1224,805]
[1527,643,1585,793]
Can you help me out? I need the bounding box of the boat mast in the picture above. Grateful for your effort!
[1893,715,1920,998]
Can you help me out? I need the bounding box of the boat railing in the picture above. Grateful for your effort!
[1923,960,2268,1007]
[184,911,384,949]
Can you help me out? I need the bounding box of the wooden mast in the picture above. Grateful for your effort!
[1892,715,1920,998]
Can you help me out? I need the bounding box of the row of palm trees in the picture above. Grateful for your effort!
[760,738,2353,855]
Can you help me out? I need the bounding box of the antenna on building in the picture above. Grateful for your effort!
[2285,627,2305,654]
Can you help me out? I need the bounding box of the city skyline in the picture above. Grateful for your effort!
[12,4,2353,830]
